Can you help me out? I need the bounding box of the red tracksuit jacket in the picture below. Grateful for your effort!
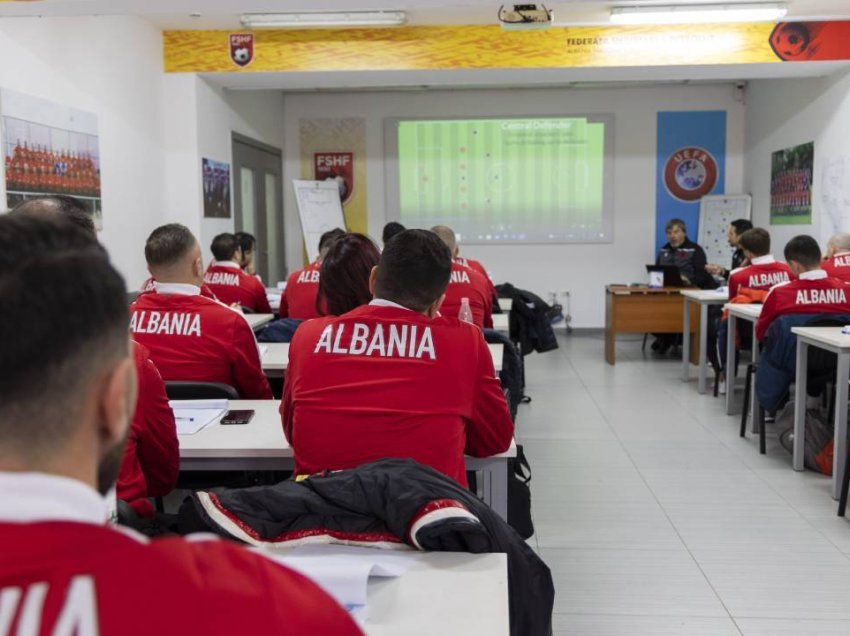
[441,263,494,329]
[117,343,178,518]
[203,261,272,314]
[455,256,498,301]
[823,252,850,282]
[281,301,514,486]
[280,261,322,320]
[756,270,850,341]
[0,473,361,635]
[727,255,794,299]
[129,285,272,399]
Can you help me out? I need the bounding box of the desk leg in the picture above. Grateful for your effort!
[605,292,615,365]
[832,353,850,499]
[793,340,808,471]
[751,323,761,435]
[605,329,615,365]
[726,313,737,415]
[479,461,508,521]
[698,303,709,394]
[682,299,691,382]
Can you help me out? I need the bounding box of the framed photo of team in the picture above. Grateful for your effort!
[770,140,814,225]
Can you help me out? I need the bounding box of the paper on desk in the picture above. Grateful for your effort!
[168,399,229,411]
[169,399,229,435]
[259,345,269,356]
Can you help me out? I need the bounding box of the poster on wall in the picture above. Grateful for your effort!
[201,157,231,218]
[770,141,814,225]
[0,89,102,229]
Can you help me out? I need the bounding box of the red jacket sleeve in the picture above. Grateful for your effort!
[482,287,494,329]
[755,289,780,342]
[229,316,274,399]
[278,272,295,318]
[281,357,294,444]
[249,277,273,314]
[135,351,179,496]
[464,331,514,456]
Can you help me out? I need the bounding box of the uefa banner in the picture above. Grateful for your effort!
[655,111,727,253]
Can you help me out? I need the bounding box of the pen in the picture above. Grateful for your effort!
[175,416,195,422]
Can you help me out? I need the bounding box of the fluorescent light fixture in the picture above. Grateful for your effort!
[240,11,407,29]
[610,3,787,25]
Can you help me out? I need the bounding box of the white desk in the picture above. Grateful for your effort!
[725,304,763,426]
[680,290,728,394]
[179,400,517,520]
[246,313,274,332]
[498,298,512,312]
[790,326,850,499]
[492,313,509,333]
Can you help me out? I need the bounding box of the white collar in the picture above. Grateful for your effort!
[154,282,201,296]
[211,261,242,270]
[0,472,108,524]
[800,269,828,281]
[833,252,850,259]
[750,255,776,265]
[369,298,415,312]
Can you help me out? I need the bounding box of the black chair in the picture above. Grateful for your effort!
[126,291,139,305]
[164,381,239,400]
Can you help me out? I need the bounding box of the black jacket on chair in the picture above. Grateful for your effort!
[496,283,559,355]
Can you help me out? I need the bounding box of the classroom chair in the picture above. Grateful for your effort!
[165,381,239,400]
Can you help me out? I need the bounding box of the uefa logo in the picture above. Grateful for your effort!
[663,146,719,202]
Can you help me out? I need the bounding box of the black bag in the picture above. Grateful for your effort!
[508,445,534,539]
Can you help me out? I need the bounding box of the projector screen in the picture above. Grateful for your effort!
[385,115,614,244]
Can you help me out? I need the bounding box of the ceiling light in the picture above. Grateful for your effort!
[240,11,407,29]
[610,3,787,25]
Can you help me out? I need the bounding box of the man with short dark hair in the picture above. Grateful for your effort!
[279,227,345,320]
[11,194,96,235]
[382,221,405,246]
[234,231,258,274]
[0,216,360,634]
[756,234,850,341]
[204,233,272,313]
[705,218,754,279]
[131,224,272,399]
[281,229,513,486]
[431,225,494,328]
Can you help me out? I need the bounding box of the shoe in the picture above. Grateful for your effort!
[651,338,662,352]
[717,379,726,395]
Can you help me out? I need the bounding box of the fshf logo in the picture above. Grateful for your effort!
[663,146,718,202]
[230,33,254,67]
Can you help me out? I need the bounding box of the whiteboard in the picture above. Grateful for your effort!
[698,194,752,268]
[292,180,347,263]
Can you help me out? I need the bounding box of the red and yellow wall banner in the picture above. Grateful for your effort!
[164,21,850,73]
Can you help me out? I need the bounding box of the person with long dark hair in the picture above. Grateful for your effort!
[318,233,381,316]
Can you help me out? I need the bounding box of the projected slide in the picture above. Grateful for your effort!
[392,116,612,244]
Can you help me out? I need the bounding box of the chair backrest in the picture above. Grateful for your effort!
[164,381,239,400]
[126,291,139,306]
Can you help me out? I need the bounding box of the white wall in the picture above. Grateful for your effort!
[744,69,850,252]
[282,85,745,327]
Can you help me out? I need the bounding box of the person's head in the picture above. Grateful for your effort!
[144,223,204,286]
[826,232,850,259]
[318,228,345,261]
[737,228,770,259]
[784,235,822,275]
[430,225,458,257]
[372,229,452,317]
[318,233,381,316]
[665,219,687,248]
[210,233,241,263]
[11,195,95,238]
[234,232,256,269]
[0,216,135,494]
[382,222,406,246]
[728,219,754,248]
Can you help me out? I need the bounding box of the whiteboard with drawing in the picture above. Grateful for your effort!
[293,180,347,263]
[698,194,752,268]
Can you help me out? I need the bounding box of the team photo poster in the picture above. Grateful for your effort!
[770,141,814,225]
[202,157,231,219]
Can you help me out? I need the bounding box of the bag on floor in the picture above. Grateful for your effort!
[777,400,835,475]
[508,445,534,539]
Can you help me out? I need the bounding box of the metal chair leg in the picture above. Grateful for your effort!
[741,363,753,438]
[642,333,648,351]
[839,442,850,517]
[758,403,767,455]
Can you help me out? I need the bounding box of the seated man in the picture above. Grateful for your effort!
[204,233,271,313]
[756,234,850,342]
[430,225,494,329]
[705,218,753,280]
[382,221,405,247]
[281,229,514,487]
[279,228,344,320]
[235,230,261,279]
[0,216,359,634]
[131,224,272,399]
[822,232,850,282]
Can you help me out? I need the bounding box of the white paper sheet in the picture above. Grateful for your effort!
[170,399,229,435]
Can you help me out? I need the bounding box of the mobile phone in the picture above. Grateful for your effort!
[221,409,255,425]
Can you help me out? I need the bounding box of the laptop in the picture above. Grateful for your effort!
[645,264,685,288]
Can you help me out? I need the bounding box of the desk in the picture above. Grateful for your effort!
[790,327,850,499]
[604,285,698,365]
[498,298,512,312]
[725,304,762,425]
[179,400,517,519]
[246,313,274,332]
[492,313,509,333]
[681,290,728,394]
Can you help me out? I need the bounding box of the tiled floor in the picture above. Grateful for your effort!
[521,332,850,635]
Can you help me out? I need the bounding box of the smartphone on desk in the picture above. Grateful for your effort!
[221,410,255,425]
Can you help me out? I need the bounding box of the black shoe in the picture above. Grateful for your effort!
[651,338,662,352]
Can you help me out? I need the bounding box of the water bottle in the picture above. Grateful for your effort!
[458,297,474,324]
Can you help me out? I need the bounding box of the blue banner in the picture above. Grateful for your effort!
[655,111,726,254]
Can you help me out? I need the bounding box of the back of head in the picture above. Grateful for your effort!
[830,232,850,254]
[318,233,381,316]
[318,228,346,260]
[375,229,452,312]
[145,223,197,274]
[210,233,238,262]
[430,225,457,255]
[382,221,406,245]
[11,195,96,238]
[0,216,128,461]
[731,219,754,236]
[738,228,770,257]
[234,231,256,254]
[784,234,822,269]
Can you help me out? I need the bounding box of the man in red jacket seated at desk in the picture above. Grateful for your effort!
[130,223,272,399]
[282,229,513,487]
[430,225,494,329]
[822,232,850,282]
[203,232,272,314]
[756,234,850,342]
[279,228,344,320]
[0,216,360,636]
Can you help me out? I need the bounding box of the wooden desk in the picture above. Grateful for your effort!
[604,285,698,365]
[681,290,728,394]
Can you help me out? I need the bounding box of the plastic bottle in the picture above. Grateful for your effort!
[458,297,474,324]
